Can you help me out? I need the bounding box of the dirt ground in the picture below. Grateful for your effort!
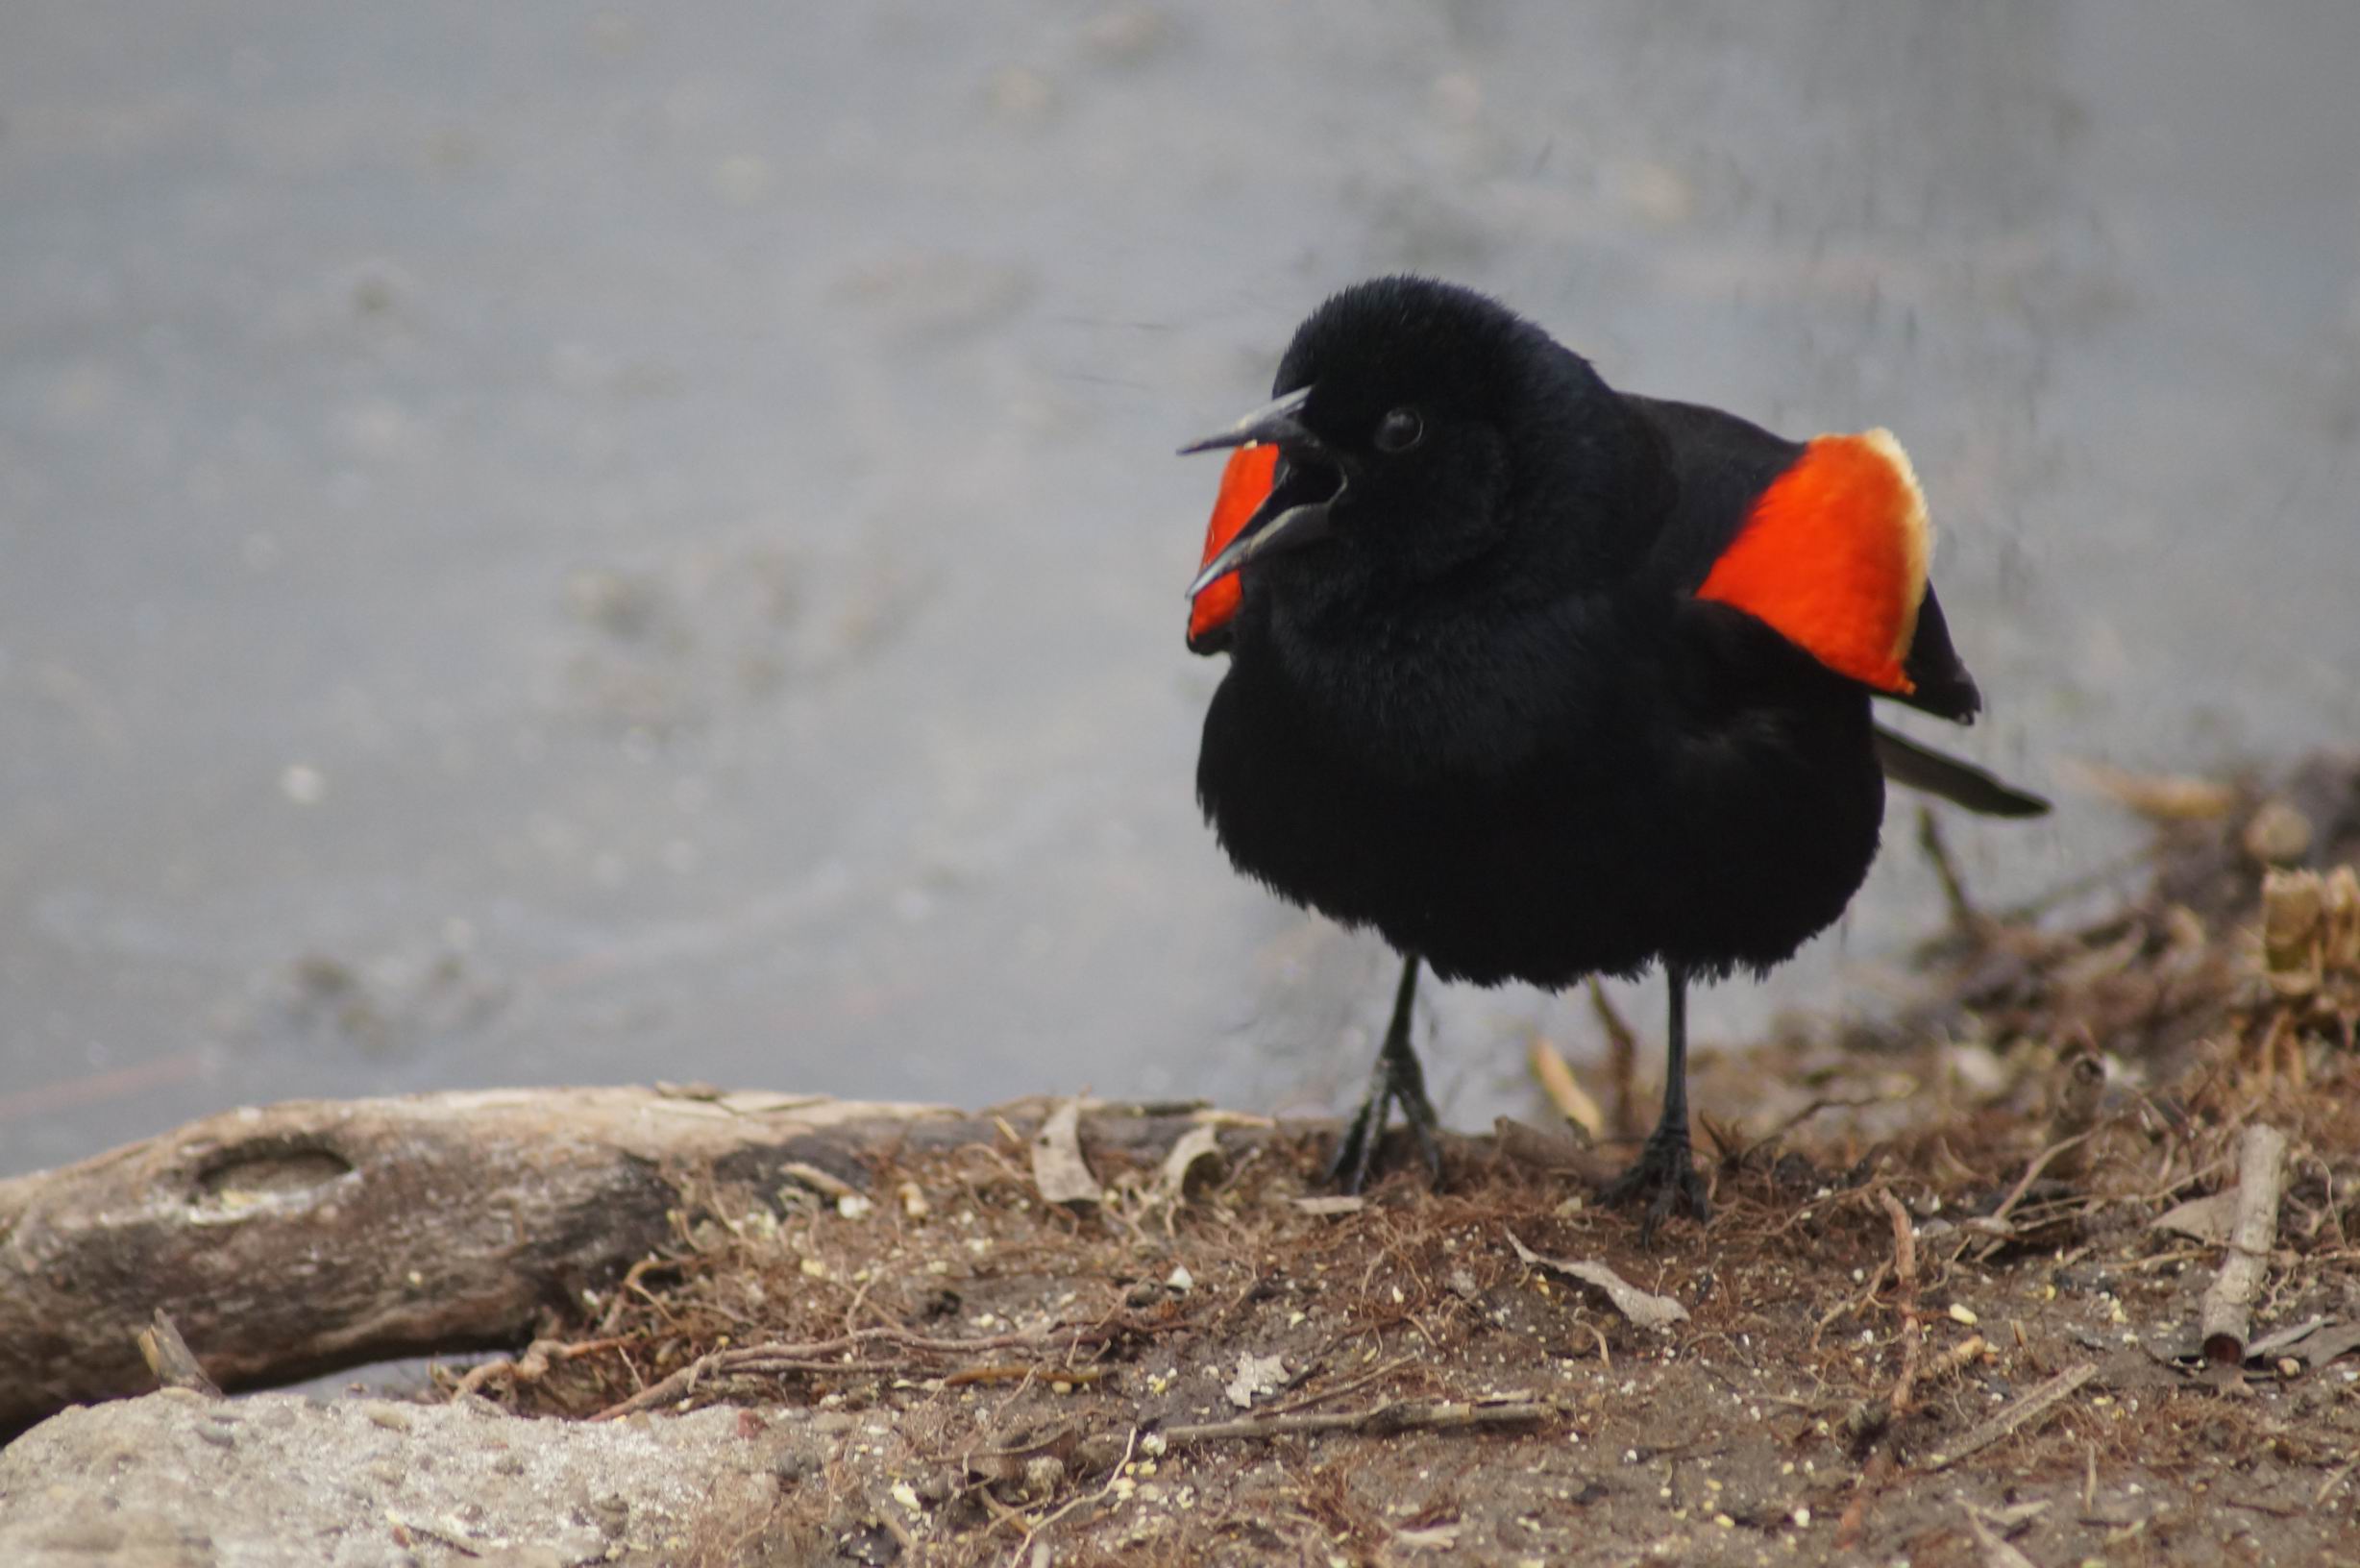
[453,757,2360,1567]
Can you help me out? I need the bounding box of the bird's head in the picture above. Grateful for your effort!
[1183,276,1656,648]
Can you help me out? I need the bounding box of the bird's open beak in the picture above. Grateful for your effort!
[1179,386,1341,600]
[1178,385,1317,457]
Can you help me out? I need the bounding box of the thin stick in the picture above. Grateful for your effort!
[1834,1451,1896,1551]
[2201,1124,2291,1363]
[1916,807,1984,936]
[1587,979,1641,1140]
[1527,1037,1606,1139]
[590,1319,1129,1420]
[453,1335,636,1399]
[1966,1132,2096,1260]
[1988,1134,2094,1228]
[1005,1427,1139,1568]
[1812,1256,1890,1352]
[1253,1357,1416,1420]
[943,1365,1107,1388]
[1881,1191,1924,1420]
[1927,1363,2097,1470]
[1159,1395,1554,1448]
[2315,1456,2359,1508]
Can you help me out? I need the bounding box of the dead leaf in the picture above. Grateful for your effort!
[2298,1323,2360,1370]
[2246,1318,2360,1371]
[1505,1230,1688,1329]
[1030,1098,1101,1206]
[1223,1352,1286,1409]
[1151,1124,1224,1203]
[2243,1315,2327,1361]
[2152,1189,2238,1243]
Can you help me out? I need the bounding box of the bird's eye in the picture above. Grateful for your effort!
[1373,406,1424,453]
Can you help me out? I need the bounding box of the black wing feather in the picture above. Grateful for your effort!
[1873,724,2049,818]
[1628,393,1985,725]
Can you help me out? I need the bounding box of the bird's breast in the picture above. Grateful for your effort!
[1251,593,1636,785]
[1194,591,1891,988]
[1195,617,1667,985]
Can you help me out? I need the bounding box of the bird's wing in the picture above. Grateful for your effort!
[1631,396,1982,723]
[1872,723,2049,817]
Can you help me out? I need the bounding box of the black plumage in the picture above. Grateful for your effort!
[1183,277,2046,1231]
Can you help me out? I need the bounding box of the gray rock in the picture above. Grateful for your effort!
[0,1392,806,1568]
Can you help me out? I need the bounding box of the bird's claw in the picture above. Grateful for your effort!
[1602,1130,1709,1240]
[1324,1068,1444,1195]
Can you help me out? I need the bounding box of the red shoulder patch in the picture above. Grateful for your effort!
[1695,429,1931,695]
[1187,442,1279,653]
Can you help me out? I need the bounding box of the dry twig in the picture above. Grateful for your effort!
[453,1335,634,1399]
[1881,1191,1924,1421]
[2315,1456,2359,1508]
[1916,807,1986,937]
[2200,1123,2290,1363]
[1834,1450,1897,1551]
[591,1319,1134,1420]
[1928,1362,2097,1470]
[1005,1427,1139,1568]
[1965,1132,2095,1260]
[1159,1394,1553,1447]
[1527,1037,1606,1139]
[1587,978,1641,1140]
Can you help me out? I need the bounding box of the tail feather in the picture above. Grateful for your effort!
[1874,724,2049,818]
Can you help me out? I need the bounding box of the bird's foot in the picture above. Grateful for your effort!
[1324,1060,1444,1196]
[1602,1128,1709,1240]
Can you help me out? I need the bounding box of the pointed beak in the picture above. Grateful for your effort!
[1179,386,1341,600]
[1177,386,1315,455]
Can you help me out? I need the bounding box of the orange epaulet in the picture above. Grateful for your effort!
[1187,442,1279,652]
[1694,429,1931,695]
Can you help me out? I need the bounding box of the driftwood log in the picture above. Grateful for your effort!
[0,1087,1285,1436]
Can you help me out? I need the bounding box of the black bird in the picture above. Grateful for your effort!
[1181,277,2046,1231]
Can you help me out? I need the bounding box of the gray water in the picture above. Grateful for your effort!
[6,1,2357,1177]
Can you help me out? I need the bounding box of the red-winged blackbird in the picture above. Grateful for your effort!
[1182,276,2046,1232]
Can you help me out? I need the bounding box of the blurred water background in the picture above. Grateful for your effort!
[6,1,2358,1175]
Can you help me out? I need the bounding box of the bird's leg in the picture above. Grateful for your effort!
[1325,952,1444,1193]
[1602,964,1710,1237]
